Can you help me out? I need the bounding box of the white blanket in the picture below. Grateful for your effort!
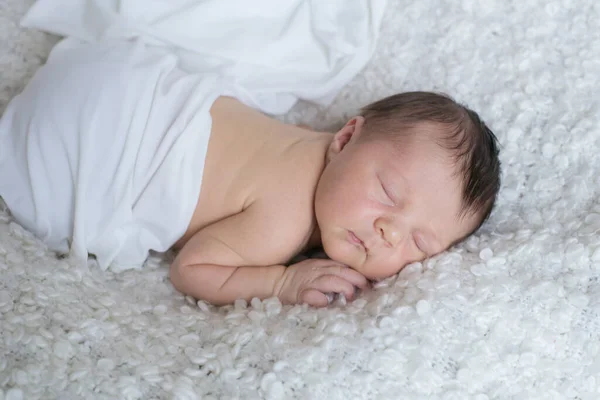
[0,40,222,270]
[21,0,387,115]
[2,0,600,399]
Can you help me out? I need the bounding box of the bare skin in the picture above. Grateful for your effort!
[170,96,478,307]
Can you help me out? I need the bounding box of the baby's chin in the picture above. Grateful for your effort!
[321,238,398,280]
[362,271,394,283]
[340,262,385,282]
[355,262,404,282]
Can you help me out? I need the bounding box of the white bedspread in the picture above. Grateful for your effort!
[1,0,600,399]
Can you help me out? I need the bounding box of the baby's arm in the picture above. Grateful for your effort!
[170,205,368,306]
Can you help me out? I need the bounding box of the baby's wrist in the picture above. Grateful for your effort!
[264,265,288,301]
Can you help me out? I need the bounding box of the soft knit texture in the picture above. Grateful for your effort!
[1,0,600,399]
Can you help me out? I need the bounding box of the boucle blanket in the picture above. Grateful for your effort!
[1,0,599,399]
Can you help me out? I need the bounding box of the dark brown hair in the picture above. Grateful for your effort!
[360,91,501,231]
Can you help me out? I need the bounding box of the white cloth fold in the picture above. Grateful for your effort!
[0,41,222,270]
[21,0,387,114]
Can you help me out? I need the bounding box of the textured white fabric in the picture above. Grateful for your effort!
[1,0,600,399]
[20,0,388,115]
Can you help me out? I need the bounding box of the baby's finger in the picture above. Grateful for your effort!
[311,275,357,300]
[299,288,330,307]
[326,265,369,290]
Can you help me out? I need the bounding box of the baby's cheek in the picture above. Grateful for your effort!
[362,259,401,281]
[384,250,423,278]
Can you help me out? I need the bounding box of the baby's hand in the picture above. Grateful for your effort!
[274,258,369,307]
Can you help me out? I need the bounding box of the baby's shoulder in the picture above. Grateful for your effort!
[250,157,319,254]
[251,193,316,262]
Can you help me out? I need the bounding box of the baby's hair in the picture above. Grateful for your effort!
[359,91,501,231]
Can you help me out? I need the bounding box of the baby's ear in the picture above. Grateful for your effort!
[327,116,365,158]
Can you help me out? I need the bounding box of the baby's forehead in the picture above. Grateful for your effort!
[368,119,459,147]
[373,127,466,194]
[375,123,461,164]
[406,120,462,145]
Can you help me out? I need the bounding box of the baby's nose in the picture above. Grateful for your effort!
[375,217,402,247]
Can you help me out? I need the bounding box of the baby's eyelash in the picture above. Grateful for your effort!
[380,182,394,202]
[412,235,420,249]
[413,235,428,256]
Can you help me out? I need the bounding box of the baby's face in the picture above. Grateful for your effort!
[314,120,478,281]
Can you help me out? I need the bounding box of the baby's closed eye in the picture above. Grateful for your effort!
[378,180,396,207]
[412,233,429,257]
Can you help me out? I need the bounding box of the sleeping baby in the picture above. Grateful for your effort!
[0,41,501,307]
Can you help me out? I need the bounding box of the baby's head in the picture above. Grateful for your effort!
[314,91,501,280]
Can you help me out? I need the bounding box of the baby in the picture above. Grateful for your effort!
[169,94,500,307]
[0,43,500,307]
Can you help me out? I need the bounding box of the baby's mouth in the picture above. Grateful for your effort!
[348,230,366,250]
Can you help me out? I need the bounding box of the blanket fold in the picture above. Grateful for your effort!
[21,0,387,114]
